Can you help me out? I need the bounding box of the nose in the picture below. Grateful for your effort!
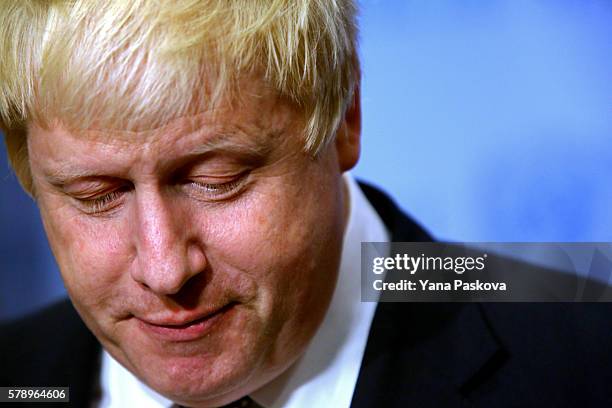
[130,189,206,295]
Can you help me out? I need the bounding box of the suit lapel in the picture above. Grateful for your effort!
[351,183,503,407]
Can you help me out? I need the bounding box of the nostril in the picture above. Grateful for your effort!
[168,273,208,308]
[138,281,151,290]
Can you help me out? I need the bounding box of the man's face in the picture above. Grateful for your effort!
[27,79,357,406]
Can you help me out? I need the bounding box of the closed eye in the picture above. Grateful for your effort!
[183,172,250,201]
[71,185,131,215]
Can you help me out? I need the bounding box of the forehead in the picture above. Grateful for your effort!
[91,75,294,134]
[26,78,309,184]
[29,76,303,152]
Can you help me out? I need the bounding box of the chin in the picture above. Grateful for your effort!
[148,361,261,407]
[122,336,266,404]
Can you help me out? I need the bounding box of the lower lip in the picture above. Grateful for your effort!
[137,304,235,342]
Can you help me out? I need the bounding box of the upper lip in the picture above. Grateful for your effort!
[136,302,235,327]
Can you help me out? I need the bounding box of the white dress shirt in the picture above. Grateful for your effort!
[97,173,390,408]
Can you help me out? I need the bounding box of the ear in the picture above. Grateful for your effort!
[335,80,361,172]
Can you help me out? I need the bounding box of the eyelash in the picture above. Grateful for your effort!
[75,175,248,215]
[191,179,242,195]
[185,175,248,201]
[82,190,124,214]
[76,189,129,215]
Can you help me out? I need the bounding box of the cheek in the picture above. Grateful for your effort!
[201,167,345,343]
[205,181,339,283]
[40,205,132,309]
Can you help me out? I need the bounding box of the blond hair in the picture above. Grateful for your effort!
[0,0,359,193]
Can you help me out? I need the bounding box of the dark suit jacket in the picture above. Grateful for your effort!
[2,183,612,407]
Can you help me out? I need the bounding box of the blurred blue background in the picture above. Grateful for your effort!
[1,0,611,321]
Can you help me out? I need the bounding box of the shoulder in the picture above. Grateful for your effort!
[0,299,100,394]
[471,302,612,406]
[1,298,85,337]
[354,181,612,405]
[480,301,612,371]
[357,300,612,407]
[357,180,432,242]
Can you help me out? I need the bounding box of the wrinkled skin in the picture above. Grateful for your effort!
[27,78,361,407]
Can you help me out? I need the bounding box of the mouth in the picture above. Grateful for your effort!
[136,302,237,342]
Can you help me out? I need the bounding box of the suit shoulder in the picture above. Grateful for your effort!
[357,180,433,242]
[480,302,612,351]
[0,299,100,387]
[0,299,85,344]
[473,302,612,405]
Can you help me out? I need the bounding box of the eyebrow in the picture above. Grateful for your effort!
[185,131,275,160]
[41,129,280,187]
[43,170,114,188]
